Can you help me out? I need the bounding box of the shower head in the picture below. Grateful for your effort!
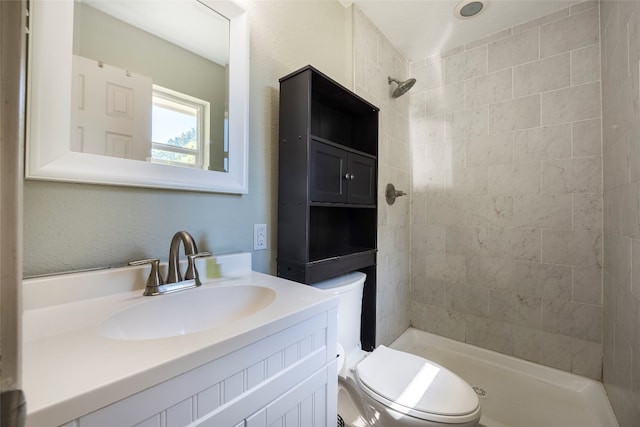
[388,76,416,98]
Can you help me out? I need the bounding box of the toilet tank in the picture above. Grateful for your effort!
[312,272,366,355]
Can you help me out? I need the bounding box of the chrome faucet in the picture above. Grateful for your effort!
[167,231,199,283]
[166,231,211,286]
[129,231,211,296]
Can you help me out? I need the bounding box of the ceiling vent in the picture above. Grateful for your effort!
[455,0,487,19]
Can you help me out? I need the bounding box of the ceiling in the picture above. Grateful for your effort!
[351,0,575,61]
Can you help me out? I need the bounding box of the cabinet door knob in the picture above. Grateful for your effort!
[350,174,355,180]
[344,173,351,180]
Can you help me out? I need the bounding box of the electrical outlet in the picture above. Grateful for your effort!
[254,224,267,250]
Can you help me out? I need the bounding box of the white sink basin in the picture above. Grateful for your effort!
[97,285,276,340]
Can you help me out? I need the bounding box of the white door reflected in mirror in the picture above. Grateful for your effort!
[27,0,249,193]
[71,55,153,161]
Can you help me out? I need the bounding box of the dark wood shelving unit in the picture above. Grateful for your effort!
[277,65,379,350]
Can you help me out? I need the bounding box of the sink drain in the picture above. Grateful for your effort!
[473,386,488,399]
[337,414,345,427]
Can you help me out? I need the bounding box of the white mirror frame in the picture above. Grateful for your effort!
[26,0,249,194]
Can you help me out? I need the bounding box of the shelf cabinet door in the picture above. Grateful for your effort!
[347,153,376,205]
[309,140,347,203]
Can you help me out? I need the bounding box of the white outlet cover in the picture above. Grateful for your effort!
[253,224,267,250]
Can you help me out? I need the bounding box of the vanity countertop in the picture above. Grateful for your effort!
[22,253,337,427]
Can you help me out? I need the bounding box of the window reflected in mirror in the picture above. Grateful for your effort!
[151,86,209,169]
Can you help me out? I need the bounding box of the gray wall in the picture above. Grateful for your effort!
[601,1,640,425]
[408,2,604,379]
[23,1,353,277]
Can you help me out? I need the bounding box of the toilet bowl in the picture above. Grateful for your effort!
[313,272,481,427]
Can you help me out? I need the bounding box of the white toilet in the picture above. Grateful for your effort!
[313,272,481,427]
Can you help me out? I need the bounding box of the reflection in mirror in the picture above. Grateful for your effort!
[72,0,230,172]
[27,0,248,193]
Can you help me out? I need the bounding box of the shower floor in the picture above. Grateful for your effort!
[388,328,618,427]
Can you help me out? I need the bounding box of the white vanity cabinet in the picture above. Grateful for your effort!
[23,253,338,427]
[61,311,337,427]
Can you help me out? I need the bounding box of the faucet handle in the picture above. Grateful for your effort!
[129,258,164,296]
[186,252,212,284]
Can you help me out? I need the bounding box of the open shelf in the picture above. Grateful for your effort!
[309,206,376,257]
[310,98,378,156]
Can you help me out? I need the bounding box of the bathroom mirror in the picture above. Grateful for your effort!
[27,0,249,193]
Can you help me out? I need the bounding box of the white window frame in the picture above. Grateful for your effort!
[151,85,211,169]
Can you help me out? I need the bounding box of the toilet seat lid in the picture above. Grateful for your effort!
[356,345,479,418]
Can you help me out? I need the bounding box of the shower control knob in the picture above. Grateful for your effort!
[385,183,407,205]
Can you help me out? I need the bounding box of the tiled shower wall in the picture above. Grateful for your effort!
[600,1,640,425]
[409,2,603,379]
[353,7,412,346]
